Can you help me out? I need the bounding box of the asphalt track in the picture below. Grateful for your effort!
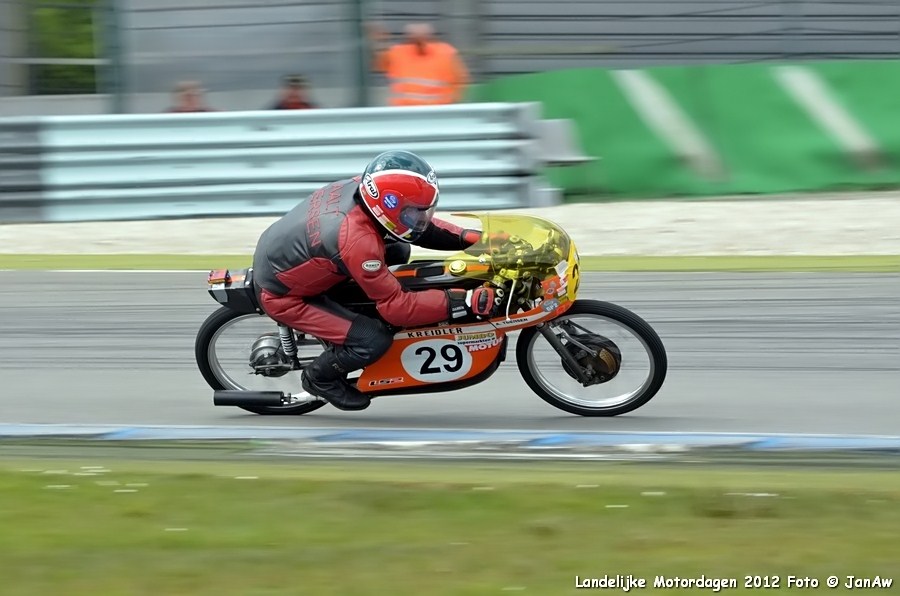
[1,271,897,435]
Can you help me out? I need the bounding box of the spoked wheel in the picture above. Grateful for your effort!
[194,307,328,415]
[516,300,667,416]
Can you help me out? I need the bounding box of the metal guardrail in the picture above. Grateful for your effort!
[0,102,573,223]
[39,103,542,148]
[0,119,42,222]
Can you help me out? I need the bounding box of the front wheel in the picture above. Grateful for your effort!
[516,300,667,416]
[194,306,327,415]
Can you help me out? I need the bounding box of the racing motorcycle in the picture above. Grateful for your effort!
[194,213,667,417]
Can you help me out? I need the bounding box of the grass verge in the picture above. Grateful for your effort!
[0,457,897,595]
[1,253,899,272]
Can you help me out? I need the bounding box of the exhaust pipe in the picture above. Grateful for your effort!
[213,390,287,407]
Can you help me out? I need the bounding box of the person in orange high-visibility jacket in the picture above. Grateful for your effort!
[368,22,470,106]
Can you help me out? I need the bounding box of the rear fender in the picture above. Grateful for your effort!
[208,268,261,314]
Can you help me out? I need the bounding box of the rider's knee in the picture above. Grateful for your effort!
[339,315,393,368]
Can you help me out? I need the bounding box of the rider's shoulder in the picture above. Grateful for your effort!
[341,205,383,245]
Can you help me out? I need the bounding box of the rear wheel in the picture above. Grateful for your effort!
[516,300,667,416]
[194,306,327,415]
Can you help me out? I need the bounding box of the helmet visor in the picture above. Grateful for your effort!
[399,205,436,237]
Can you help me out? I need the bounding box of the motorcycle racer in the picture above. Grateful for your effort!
[252,150,503,411]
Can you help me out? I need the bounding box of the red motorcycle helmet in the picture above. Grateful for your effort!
[358,150,439,243]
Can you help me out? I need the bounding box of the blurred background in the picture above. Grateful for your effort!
[1,8,898,591]
[3,0,899,115]
[5,0,900,205]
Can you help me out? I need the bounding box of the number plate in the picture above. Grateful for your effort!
[400,338,473,383]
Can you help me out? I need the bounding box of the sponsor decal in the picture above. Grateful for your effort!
[501,317,528,326]
[405,327,464,339]
[371,204,384,217]
[454,331,497,345]
[555,260,569,277]
[465,338,503,352]
[426,170,437,185]
[383,193,398,210]
[555,260,570,296]
[368,376,405,387]
[542,298,560,312]
[363,174,379,198]
[362,260,382,272]
[495,316,530,327]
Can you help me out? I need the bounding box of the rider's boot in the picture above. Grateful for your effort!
[301,348,371,411]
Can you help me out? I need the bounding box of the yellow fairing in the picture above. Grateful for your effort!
[442,212,579,303]
[565,239,581,302]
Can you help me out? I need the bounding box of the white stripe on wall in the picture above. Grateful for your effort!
[611,69,725,180]
[774,65,882,167]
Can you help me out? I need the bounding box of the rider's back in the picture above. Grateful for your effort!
[253,177,380,297]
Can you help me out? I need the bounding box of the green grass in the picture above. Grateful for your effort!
[0,458,898,595]
[2,253,899,272]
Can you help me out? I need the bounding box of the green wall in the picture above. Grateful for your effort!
[469,60,900,198]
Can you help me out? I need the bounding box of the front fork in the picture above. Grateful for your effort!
[537,321,595,385]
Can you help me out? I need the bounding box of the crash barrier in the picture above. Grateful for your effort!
[0,102,593,223]
[469,59,900,198]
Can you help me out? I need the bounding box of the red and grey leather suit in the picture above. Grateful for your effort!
[252,177,480,370]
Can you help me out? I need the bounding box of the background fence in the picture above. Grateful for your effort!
[0,102,572,223]
[2,0,900,115]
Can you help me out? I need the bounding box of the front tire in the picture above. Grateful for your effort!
[516,300,667,416]
[194,306,326,415]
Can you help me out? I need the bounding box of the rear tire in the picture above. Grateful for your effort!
[516,300,667,417]
[194,306,326,415]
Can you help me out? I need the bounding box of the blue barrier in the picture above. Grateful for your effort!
[2,424,898,453]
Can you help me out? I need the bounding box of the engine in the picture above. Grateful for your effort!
[248,333,292,377]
